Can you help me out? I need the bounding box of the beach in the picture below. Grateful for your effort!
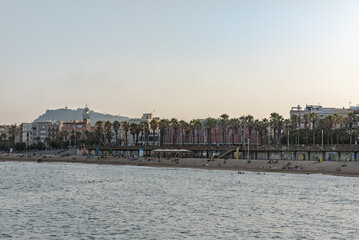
[1,153,359,177]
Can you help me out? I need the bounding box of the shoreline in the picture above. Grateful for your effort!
[1,154,359,178]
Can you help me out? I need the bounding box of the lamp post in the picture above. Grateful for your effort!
[321,129,324,147]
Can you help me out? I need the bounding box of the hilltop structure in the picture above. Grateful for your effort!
[61,105,93,140]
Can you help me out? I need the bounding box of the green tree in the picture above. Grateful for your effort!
[170,118,179,146]
[245,115,254,145]
[159,119,170,146]
[130,123,138,146]
[270,112,284,145]
[105,121,113,145]
[113,120,121,145]
[8,124,19,147]
[205,117,216,145]
[123,121,130,146]
[310,112,319,144]
[219,114,229,145]
[95,121,104,145]
[150,119,159,145]
[179,120,189,146]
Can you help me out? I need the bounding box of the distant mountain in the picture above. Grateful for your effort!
[33,107,129,125]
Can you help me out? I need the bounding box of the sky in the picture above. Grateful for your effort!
[1,0,359,124]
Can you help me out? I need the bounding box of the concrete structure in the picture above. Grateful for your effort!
[20,123,32,145]
[32,121,61,143]
[61,105,92,139]
[290,104,359,129]
[290,104,354,120]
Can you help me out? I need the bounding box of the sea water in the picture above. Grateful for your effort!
[1,161,358,239]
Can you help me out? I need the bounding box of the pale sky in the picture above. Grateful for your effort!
[1,0,359,124]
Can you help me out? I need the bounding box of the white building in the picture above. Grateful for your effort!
[20,123,33,144]
[32,121,61,143]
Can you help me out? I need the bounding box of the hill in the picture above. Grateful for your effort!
[33,107,129,125]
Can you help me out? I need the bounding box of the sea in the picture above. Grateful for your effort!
[1,161,359,239]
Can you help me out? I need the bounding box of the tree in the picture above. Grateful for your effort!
[179,120,189,146]
[310,112,319,144]
[170,118,179,146]
[130,123,138,146]
[140,121,150,146]
[123,121,130,146]
[113,120,121,145]
[8,124,19,147]
[150,119,159,145]
[245,115,254,145]
[291,114,301,146]
[260,118,269,146]
[104,121,113,145]
[239,116,246,145]
[303,113,311,144]
[270,112,284,145]
[253,119,260,146]
[95,121,104,145]
[159,119,170,146]
[191,119,202,145]
[205,117,216,145]
[229,118,240,145]
[219,114,229,145]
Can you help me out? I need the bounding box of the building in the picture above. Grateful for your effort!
[290,104,354,120]
[60,105,92,140]
[0,125,9,141]
[20,123,33,145]
[290,104,359,129]
[32,121,61,143]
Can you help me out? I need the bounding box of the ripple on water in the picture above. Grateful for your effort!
[0,161,359,239]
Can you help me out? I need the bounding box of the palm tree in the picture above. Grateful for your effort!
[113,120,121,145]
[189,120,196,145]
[179,120,189,146]
[193,119,202,145]
[219,114,229,145]
[245,115,254,145]
[260,118,269,146]
[170,118,179,146]
[205,117,216,145]
[270,112,284,145]
[345,112,357,144]
[105,121,113,145]
[303,113,311,144]
[291,114,301,146]
[150,119,158,145]
[229,118,240,145]
[123,121,130,146]
[310,112,319,144]
[319,116,333,144]
[75,130,81,146]
[130,123,138,146]
[95,121,104,145]
[239,116,246,145]
[140,121,150,146]
[159,119,170,146]
[253,119,261,146]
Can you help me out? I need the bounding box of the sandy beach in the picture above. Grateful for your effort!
[1,153,359,177]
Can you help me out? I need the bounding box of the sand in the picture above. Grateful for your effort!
[1,153,358,177]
